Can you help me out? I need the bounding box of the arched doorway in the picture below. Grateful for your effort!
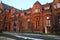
[27,19,34,32]
[44,16,52,34]
[57,15,60,31]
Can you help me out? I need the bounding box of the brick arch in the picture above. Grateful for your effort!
[43,14,53,33]
[10,21,19,32]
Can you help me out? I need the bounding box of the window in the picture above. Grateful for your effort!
[57,3,60,8]
[36,18,39,29]
[35,8,39,13]
[44,7,50,10]
[54,5,56,9]
[46,20,51,26]
[46,17,51,26]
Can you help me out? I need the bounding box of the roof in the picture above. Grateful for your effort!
[2,3,21,14]
[2,3,12,10]
[1,1,53,14]
[34,1,41,5]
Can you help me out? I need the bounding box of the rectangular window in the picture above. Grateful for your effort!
[46,20,51,26]
[57,3,60,8]
[54,5,56,9]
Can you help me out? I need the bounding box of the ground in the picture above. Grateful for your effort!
[0,32,60,40]
[0,36,15,40]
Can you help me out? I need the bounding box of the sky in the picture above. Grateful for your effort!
[1,0,53,10]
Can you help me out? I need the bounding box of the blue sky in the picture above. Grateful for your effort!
[2,0,53,10]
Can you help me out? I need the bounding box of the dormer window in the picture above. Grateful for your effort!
[44,7,50,10]
[57,3,60,8]
[54,5,56,9]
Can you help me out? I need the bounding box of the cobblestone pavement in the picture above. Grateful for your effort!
[0,36,16,40]
[3,32,60,40]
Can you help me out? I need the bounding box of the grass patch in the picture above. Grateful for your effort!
[20,31,42,34]
[19,31,60,36]
[0,33,32,40]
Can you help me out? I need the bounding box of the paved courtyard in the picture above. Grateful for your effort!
[0,36,16,40]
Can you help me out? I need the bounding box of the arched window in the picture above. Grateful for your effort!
[36,18,39,29]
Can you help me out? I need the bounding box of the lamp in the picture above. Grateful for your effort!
[47,17,49,19]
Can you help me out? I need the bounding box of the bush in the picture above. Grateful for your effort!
[0,30,2,33]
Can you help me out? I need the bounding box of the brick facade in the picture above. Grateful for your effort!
[0,0,60,34]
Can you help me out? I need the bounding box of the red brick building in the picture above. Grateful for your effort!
[0,0,60,34]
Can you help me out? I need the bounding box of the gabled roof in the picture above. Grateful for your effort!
[2,3,21,14]
[1,1,53,14]
[34,1,41,5]
[2,3,12,10]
